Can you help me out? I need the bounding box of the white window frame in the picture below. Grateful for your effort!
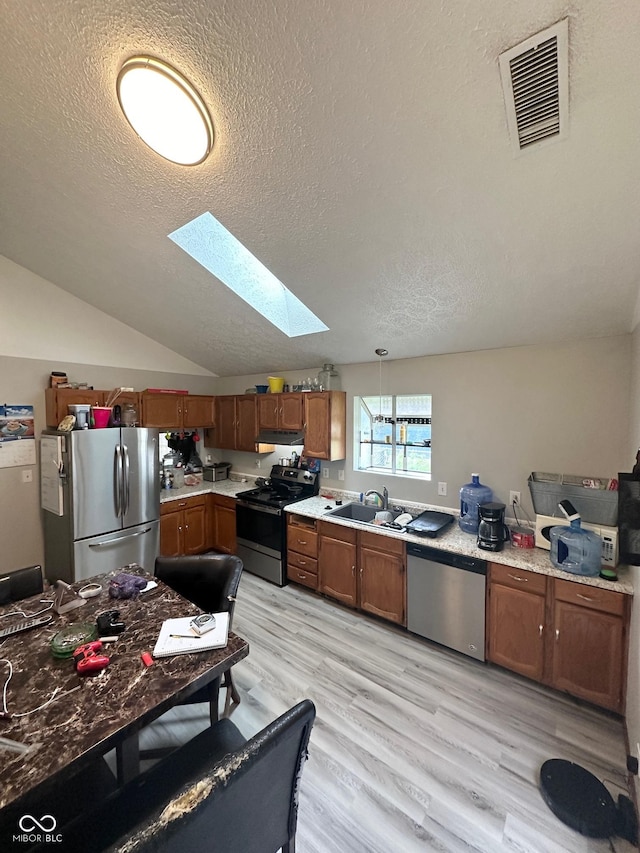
[353,394,432,480]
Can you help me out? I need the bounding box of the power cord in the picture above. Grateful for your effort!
[0,599,54,621]
[1,658,79,719]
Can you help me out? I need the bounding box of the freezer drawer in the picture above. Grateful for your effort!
[72,520,159,582]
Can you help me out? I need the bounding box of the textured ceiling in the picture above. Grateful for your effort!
[1,0,639,376]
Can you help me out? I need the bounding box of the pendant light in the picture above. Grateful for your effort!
[116,56,214,165]
[374,348,388,422]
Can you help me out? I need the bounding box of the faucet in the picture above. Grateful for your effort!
[365,488,389,510]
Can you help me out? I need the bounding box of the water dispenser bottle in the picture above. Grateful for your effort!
[549,500,602,576]
[459,473,493,534]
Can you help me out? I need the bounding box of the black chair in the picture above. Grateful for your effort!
[154,554,244,719]
[0,565,44,605]
[33,699,316,853]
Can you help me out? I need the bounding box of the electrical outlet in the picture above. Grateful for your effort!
[509,490,521,506]
[338,470,345,481]
[255,459,261,468]
[322,468,329,479]
[438,482,447,496]
[22,469,33,483]
[205,454,212,464]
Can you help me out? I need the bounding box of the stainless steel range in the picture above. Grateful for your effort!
[235,465,319,586]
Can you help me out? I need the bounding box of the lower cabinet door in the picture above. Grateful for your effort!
[551,600,624,712]
[488,583,546,681]
[318,535,357,607]
[160,510,182,557]
[358,546,405,625]
[183,504,207,555]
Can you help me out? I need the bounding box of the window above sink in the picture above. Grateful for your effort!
[354,394,432,481]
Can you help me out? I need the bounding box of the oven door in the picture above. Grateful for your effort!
[235,500,286,585]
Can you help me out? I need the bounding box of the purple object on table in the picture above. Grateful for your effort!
[108,573,147,600]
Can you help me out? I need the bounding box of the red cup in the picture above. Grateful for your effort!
[91,407,112,428]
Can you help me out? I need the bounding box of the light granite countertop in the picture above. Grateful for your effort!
[161,478,632,595]
[285,493,634,596]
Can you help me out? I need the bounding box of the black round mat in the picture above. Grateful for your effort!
[539,759,616,838]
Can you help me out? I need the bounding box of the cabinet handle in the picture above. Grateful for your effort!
[178,526,182,532]
[352,565,355,575]
[576,593,594,602]
[298,560,307,565]
[178,502,187,507]
[539,624,543,637]
[555,628,560,641]
[297,540,307,545]
[508,573,527,582]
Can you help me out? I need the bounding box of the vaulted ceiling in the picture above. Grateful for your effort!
[1,1,639,376]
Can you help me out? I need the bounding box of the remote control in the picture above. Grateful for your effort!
[0,615,53,639]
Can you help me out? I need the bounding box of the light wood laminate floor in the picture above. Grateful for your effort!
[140,573,636,852]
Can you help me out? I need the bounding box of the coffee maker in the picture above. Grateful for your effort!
[477,502,509,552]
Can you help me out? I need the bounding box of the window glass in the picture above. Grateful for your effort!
[355,394,431,479]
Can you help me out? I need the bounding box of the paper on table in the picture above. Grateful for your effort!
[152,612,229,658]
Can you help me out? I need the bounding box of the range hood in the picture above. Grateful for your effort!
[256,429,305,446]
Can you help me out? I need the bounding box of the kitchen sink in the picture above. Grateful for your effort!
[326,502,401,525]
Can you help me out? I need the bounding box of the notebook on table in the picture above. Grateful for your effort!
[153,612,229,658]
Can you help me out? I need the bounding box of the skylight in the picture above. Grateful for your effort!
[169,212,329,337]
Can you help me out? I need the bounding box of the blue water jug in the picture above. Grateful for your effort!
[459,474,493,534]
[550,520,602,576]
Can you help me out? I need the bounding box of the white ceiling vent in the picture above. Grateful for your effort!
[499,18,569,155]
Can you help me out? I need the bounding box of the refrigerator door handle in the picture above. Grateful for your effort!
[122,444,131,516]
[88,527,153,546]
[114,445,123,518]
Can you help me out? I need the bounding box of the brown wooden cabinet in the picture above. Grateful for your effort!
[316,521,406,625]
[210,395,265,452]
[160,495,207,556]
[207,494,237,555]
[141,393,215,429]
[287,514,319,590]
[45,388,105,427]
[487,562,629,712]
[303,392,346,460]
[487,563,547,682]
[318,520,357,606]
[551,579,627,712]
[358,530,405,625]
[257,393,304,431]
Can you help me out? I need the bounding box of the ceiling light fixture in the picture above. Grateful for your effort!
[374,348,388,423]
[116,56,213,166]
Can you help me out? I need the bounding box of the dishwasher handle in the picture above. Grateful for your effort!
[406,542,487,575]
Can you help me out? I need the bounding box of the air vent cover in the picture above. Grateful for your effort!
[499,19,568,154]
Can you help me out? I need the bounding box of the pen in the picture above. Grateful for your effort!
[169,633,200,639]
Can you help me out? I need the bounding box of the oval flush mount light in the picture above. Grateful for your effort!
[116,56,213,165]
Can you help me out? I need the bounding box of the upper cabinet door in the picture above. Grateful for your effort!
[215,396,237,449]
[236,395,258,452]
[257,394,279,430]
[141,393,183,428]
[279,393,304,429]
[183,395,215,428]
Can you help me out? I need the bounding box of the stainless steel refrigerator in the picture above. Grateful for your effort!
[41,428,160,582]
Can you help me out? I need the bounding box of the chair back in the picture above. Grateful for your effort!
[45,700,316,853]
[0,565,44,605]
[154,554,243,624]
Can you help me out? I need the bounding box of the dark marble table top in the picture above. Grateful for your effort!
[0,567,249,811]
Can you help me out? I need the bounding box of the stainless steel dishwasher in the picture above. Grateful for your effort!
[406,542,487,661]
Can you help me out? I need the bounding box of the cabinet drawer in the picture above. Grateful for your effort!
[490,562,547,595]
[287,527,318,557]
[554,578,626,616]
[288,514,317,532]
[359,529,405,556]
[160,494,207,515]
[288,547,318,590]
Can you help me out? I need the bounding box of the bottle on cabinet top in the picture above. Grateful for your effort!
[317,363,341,391]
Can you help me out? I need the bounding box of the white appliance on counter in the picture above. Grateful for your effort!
[534,514,618,567]
[41,428,160,583]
